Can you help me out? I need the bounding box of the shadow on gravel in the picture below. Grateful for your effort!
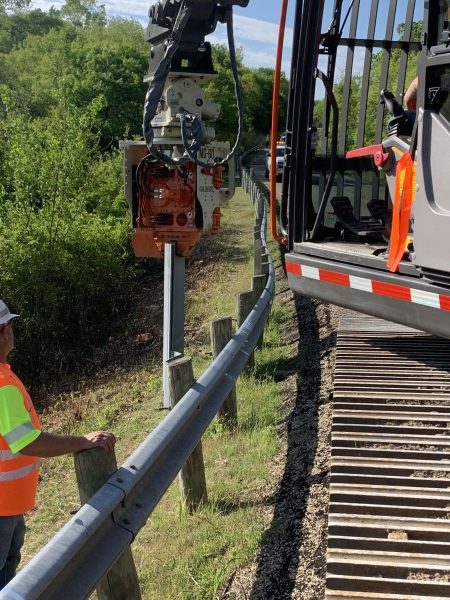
[248,294,334,600]
[366,334,450,374]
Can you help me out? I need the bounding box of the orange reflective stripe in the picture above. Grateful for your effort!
[388,152,415,273]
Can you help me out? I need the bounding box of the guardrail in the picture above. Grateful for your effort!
[242,160,270,204]
[0,165,275,600]
[237,145,259,170]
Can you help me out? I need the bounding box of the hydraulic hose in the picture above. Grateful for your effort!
[182,6,244,168]
[270,0,289,246]
[142,2,243,168]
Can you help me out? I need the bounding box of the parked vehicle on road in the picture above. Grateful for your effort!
[265,144,285,181]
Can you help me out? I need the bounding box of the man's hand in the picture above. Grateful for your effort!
[404,76,418,111]
[21,431,117,457]
[82,431,116,453]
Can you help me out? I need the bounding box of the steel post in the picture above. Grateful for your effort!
[163,242,185,408]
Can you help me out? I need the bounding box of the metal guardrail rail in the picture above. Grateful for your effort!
[0,165,275,600]
[237,145,259,170]
[241,158,270,221]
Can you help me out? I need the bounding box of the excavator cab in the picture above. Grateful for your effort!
[283,0,450,338]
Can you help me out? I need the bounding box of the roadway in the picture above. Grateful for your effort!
[248,151,283,198]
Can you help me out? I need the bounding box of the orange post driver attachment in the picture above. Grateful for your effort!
[132,160,201,258]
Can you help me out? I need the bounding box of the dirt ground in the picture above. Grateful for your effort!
[223,285,344,600]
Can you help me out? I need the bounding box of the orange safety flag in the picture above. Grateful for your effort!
[387,151,415,273]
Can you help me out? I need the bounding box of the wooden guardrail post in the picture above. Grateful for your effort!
[237,290,256,373]
[261,253,270,283]
[74,448,141,600]
[210,317,238,429]
[168,356,208,512]
[255,198,263,227]
[254,238,263,276]
[252,274,267,349]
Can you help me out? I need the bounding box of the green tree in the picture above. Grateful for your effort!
[0,86,133,381]
[205,45,288,148]
[317,22,422,153]
[60,0,106,28]
[68,26,147,146]
[363,23,420,145]
[0,0,31,12]
[0,8,63,53]
[242,67,289,140]
[203,44,246,144]
[3,19,147,144]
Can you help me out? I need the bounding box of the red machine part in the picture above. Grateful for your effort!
[200,165,225,234]
[133,160,200,258]
[346,144,390,168]
[201,165,225,190]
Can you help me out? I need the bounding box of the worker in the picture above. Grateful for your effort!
[404,76,418,112]
[0,299,116,589]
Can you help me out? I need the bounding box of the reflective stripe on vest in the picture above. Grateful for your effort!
[4,422,37,447]
[0,447,40,475]
[0,460,40,482]
[0,453,30,472]
[0,448,17,461]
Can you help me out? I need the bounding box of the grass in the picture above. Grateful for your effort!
[22,187,296,599]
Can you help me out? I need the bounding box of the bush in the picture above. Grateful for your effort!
[0,206,133,380]
[0,87,135,384]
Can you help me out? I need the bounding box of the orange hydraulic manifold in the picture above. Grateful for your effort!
[201,165,225,190]
[133,159,201,258]
[200,165,224,234]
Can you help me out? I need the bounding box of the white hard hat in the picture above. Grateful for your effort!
[0,300,19,326]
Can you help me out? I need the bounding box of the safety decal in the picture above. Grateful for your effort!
[285,261,450,311]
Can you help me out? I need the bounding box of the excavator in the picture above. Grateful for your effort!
[273,0,450,339]
[123,0,449,341]
[122,4,450,599]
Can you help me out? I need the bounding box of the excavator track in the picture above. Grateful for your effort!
[325,316,450,600]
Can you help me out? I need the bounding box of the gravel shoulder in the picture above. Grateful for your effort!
[225,288,344,600]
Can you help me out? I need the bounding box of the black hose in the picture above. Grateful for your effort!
[142,2,244,168]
